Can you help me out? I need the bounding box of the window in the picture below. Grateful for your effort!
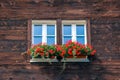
[28,19,91,62]
[28,20,90,47]
[32,20,56,45]
[62,20,87,44]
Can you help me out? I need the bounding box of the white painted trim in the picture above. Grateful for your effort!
[32,24,34,44]
[62,20,86,24]
[32,20,56,24]
[55,24,57,44]
[62,24,64,44]
[30,58,90,62]
[84,24,87,44]
[72,24,76,42]
[42,24,47,44]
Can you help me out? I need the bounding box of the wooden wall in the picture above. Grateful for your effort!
[0,0,120,80]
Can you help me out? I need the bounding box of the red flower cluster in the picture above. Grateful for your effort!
[64,40,96,57]
[91,50,96,56]
[27,40,96,58]
[35,47,44,56]
[56,45,66,57]
[48,50,55,55]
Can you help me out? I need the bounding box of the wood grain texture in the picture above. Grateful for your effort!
[0,0,119,19]
[0,0,120,80]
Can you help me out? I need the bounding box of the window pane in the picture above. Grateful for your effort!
[63,36,72,44]
[34,36,42,44]
[77,36,85,44]
[63,25,71,35]
[34,25,42,35]
[47,36,55,45]
[47,25,55,35]
[76,25,84,35]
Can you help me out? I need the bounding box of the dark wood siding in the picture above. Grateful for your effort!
[0,0,120,80]
[56,19,62,45]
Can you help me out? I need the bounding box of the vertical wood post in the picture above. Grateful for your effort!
[27,19,32,49]
[87,18,91,45]
[56,19,62,45]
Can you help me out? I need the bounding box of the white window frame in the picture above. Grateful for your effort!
[30,20,90,63]
[32,20,57,45]
[62,20,87,44]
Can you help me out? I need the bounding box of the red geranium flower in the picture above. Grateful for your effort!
[60,50,66,57]
[40,52,44,56]
[35,47,44,53]
[91,50,96,56]
[68,48,73,55]
[48,50,55,54]
[76,50,81,55]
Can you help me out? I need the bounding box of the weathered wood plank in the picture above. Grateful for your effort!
[0,0,119,80]
[0,0,119,19]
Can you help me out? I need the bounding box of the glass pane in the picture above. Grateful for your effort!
[63,36,72,44]
[47,25,55,35]
[34,25,42,35]
[77,36,85,44]
[47,36,55,45]
[76,25,84,35]
[34,36,42,44]
[63,25,71,35]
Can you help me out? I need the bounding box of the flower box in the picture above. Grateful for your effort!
[30,58,90,62]
[30,56,90,63]
[67,55,87,58]
[27,40,96,63]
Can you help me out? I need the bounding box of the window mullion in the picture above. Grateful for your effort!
[72,24,76,42]
[55,24,57,44]
[84,24,87,44]
[42,24,47,44]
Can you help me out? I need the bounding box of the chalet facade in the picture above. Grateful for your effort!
[0,0,120,80]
